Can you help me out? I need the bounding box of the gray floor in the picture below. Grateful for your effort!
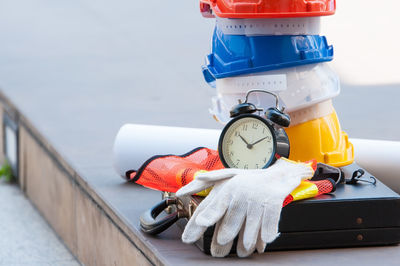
[0,180,79,266]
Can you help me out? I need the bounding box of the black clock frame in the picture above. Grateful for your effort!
[218,113,290,169]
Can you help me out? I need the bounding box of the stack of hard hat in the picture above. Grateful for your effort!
[200,0,354,167]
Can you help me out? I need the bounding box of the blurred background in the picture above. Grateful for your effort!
[0,0,398,141]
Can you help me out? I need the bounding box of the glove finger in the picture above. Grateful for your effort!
[261,201,283,244]
[186,183,220,218]
[176,173,229,197]
[195,188,231,227]
[176,179,212,197]
[210,221,234,257]
[256,230,267,254]
[216,199,247,245]
[194,180,226,208]
[185,179,226,217]
[195,168,242,182]
[242,204,263,251]
[274,158,314,180]
[181,209,208,243]
[236,225,256,258]
[181,183,225,243]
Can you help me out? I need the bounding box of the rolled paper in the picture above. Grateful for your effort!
[112,124,220,177]
[351,138,400,193]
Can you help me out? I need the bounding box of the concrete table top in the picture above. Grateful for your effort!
[0,0,399,265]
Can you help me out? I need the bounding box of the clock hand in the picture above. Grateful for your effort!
[239,134,253,149]
[251,137,269,146]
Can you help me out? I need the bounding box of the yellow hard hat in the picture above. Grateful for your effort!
[286,110,354,167]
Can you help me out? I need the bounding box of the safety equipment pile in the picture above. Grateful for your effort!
[200,0,354,167]
[176,158,315,257]
[127,147,335,202]
[128,150,336,257]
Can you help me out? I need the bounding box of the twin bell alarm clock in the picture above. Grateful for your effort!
[218,90,291,169]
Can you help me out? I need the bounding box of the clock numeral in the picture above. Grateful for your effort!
[234,131,239,137]
[228,140,233,145]
[252,123,258,129]
[263,128,266,134]
[235,159,240,168]
[263,157,267,163]
[229,151,234,156]
[244,164,248,169]
[255,164,259,169]
[242,124,248,131]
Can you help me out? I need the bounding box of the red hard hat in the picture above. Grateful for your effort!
[200,0,336,19]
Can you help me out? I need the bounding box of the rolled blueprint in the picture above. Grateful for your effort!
[350,138,400,193]
[112,124,220,177]
[113,124,400,192]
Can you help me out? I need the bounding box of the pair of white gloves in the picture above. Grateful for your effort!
[176,158,314,257]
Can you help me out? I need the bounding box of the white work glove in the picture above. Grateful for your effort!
[176,158,314,257]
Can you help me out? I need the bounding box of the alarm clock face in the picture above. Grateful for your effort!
[219,115,276,169]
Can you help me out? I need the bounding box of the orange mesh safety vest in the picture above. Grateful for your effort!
[127,147,335,206]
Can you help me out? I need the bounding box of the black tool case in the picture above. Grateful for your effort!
[175,163,400,254]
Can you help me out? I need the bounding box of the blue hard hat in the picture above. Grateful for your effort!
[203,27,334,84]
